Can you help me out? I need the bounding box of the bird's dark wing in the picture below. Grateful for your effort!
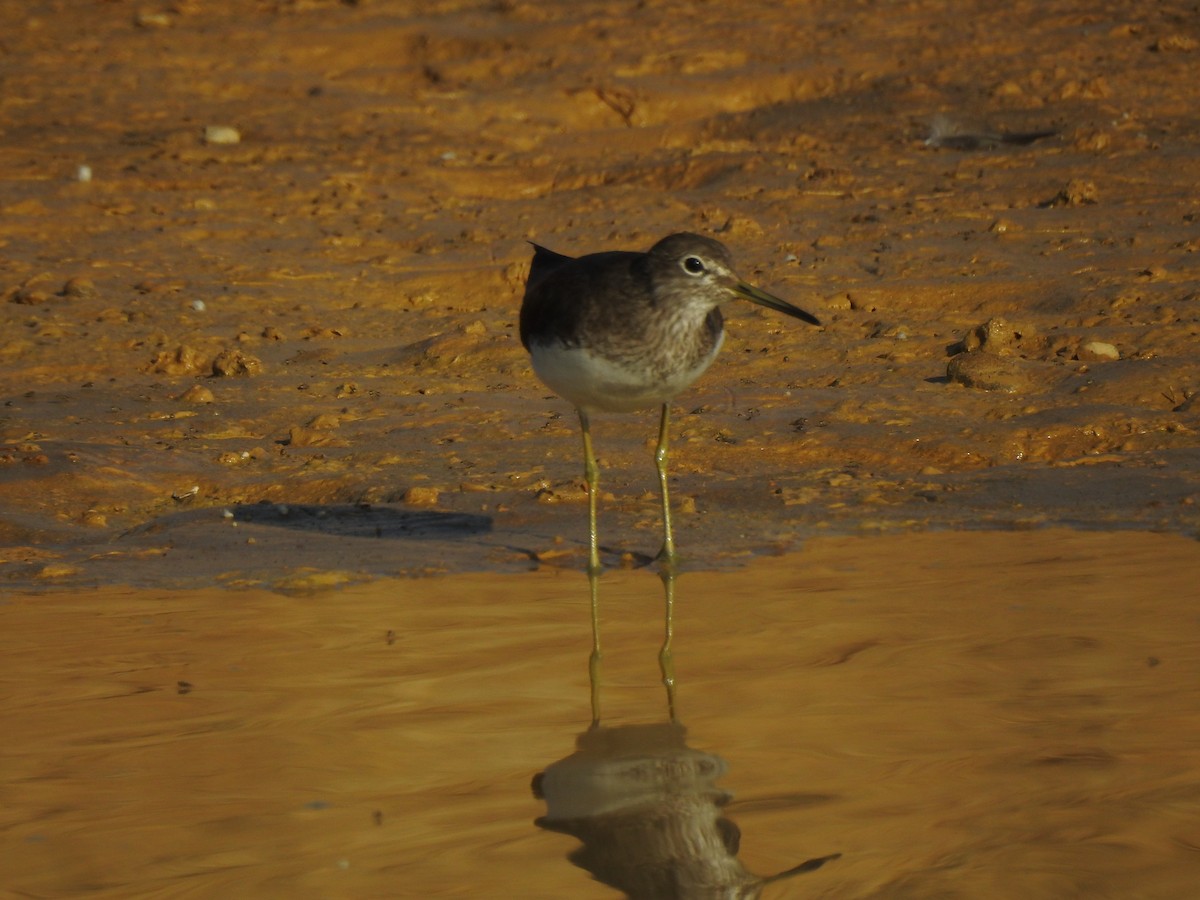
[519,249,645,351]
[526,243,577,292]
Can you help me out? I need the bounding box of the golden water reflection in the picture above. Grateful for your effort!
[536,563,840,896]
[534,720,841,897]
[3,529,1200,897]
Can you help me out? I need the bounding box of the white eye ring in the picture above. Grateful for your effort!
[682,256,706,275]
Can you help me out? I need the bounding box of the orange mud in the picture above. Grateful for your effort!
[0,1,1198,582]
[2,2,1200,897]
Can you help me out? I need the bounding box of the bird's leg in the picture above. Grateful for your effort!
[587,561,602,727]
[658,564,677,722]
[579,408,602,577]
[654,402,678,570]
[579,408,603,724]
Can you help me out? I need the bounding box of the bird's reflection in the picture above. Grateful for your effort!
[533,566,839,898]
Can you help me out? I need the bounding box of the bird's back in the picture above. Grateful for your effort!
[520,246,646,352]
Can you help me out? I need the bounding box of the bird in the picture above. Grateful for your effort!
[519,232,820,574]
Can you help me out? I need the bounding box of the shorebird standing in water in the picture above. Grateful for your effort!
[519,232,821,574]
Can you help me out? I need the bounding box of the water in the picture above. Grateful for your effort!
[4,529,1199,898]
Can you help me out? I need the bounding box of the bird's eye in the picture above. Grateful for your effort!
[682,256,706,275]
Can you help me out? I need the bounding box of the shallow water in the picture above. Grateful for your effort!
[5,529,1198,898]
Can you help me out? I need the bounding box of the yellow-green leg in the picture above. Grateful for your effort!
[654,403,679,719]
[654,403,678,570]
[658,565,677,722]
[587,562,602,726]
[579,408,601,577]
[579,408,603,725]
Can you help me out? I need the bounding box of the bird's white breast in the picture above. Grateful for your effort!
[528,336,723,413]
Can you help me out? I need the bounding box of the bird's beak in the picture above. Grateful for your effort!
[733,281,821,326]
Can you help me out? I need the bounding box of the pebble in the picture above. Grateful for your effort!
[12,289,48,306]
[957,316,1018,354]
[37,563,78,580]
[403,486,441,506]
[62,276,98,299]
[148,345,208,376]
[134,10,173,28]
[1079,340,1120,361]
[211,349,263,377]
[946,352,1031,392]
[176,384,215,403]
[203,125,241,145]
[285,426,345,447]
[1050,179,1099,207]
[305,413,341,430]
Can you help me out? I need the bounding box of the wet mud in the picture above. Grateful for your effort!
[1,1,1198,584]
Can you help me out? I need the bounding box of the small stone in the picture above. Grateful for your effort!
[37,563,78,580]
[402,486,440,506]
[11,286,51,305]
[176,384,215,403]
[134,10,173,28]
[286,426,334,447]
[1079,341,1120,361]
[1074,130,1110,152]
[991,79,1024,97]
[1151,34,1198,52]
[211,349,263,377]
[946,353,1031,392]
[976,316,1016,352]
[148,345,209,376]
[203,125,241,145]
[62,276,98,299]
[955,316,1018,354]
[1049,179,1099,207]
[305,413,341,430]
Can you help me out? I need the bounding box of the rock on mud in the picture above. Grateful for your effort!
[148,345,209,376]
[946,352,1032,392]
[211,349,263,377]
[176,384,216,403]
[1079,341,1120,361]
[952,316,1020,354]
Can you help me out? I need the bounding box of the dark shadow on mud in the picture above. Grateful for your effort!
[118,501,492,543]
[228,502,493,539]
[62,502,509,589]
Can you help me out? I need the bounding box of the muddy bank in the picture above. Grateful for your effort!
[1,1,1199,588]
